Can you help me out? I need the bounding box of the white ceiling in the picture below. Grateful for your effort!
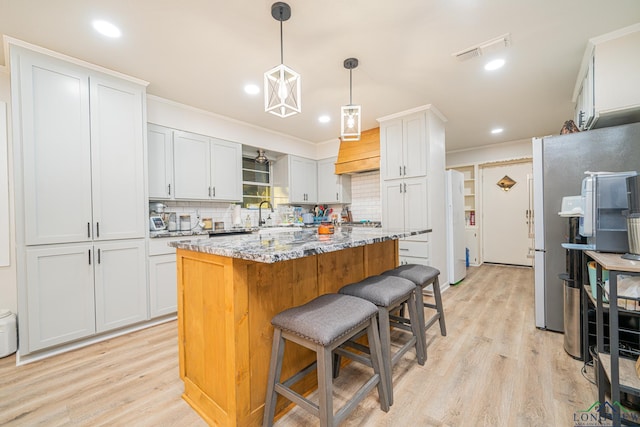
[1,1,639,151]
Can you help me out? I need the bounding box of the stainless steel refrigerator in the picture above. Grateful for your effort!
[532,122,640,331]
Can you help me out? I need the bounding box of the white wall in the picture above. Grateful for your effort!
[0,69,17,313]
[446,138,533,168]
[147,95,319,160]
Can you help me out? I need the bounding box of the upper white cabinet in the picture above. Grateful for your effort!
[172,130,242,202]
[574,25,640,130]
[378,105,447,279]
[147,124,174,199]
[380,112,427,181]
[317,157,351,204]
[15,48,146,245]
[173,131,210,199]
[274,155,317,204]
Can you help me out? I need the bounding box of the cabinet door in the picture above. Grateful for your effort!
[148,124,174,199]
[380,120,404,181]
[173,131,210,199]
[465,228,480,265]
[403,113,427,177]
[317,157,351,204]
[94,239,148,332]
[317,157,337,203]
[149,254,177,317]
[382,180,405,230]
[17,49,93,245]
[210,138,242,201]
[404,177,429,239]
[25,244,95,352]
[290,156,317,203]
[90,76,146,240]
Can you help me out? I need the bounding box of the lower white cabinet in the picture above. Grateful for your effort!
[24,239,147,353]
[149,254,177,317]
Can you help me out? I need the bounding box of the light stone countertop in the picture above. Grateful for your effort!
[168,226,431,263]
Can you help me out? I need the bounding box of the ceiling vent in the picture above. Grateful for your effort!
[453,33,511,61]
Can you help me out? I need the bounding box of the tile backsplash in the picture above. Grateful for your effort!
[349,171,381,222]
[151,170,382,228]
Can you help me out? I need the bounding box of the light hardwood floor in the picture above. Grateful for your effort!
[0,265,597,426]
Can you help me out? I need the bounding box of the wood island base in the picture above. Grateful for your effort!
[176,240,398,426]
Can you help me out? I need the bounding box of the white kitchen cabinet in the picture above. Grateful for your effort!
[24,240,148,352]
[273,155,317,204]
[25,244,96,352]
[10,42,149,358]
[16,48,145,245]
[147,124,174,199]
[148,236,183,318]
[210,138,242,201]
[574,25,640,130]
[380,112,427,181]
[173,131,211,199]
[378,105,447,280]
[94,239,148,332]
[173,131,242,201]
[149,254,177,317]
[89,76,146,241]
[317,157,351,204]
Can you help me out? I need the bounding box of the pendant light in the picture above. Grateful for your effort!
[264,2,301,118]
[341,58,361,141]
[255,149,269,164]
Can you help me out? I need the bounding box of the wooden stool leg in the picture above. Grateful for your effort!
[377,307,394,406]
[414,286,428,360]
[432,277,447,336]
[366,316,390,411]
[263,329,285,427]
[407,291,425,365]
[317,345,334,427]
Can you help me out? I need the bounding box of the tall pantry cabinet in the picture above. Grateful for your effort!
[378,105,448,284]
[10,41,149,356]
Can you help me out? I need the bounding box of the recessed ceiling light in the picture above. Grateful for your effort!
[491,128,504,134]
[92,20,121,38]
[244,84,260,95]
[484,59,505,71]
[318,115,331,124]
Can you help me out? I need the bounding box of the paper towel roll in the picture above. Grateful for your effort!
[232,205,242,226]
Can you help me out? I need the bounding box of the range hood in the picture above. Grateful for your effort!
[334,127,380,175]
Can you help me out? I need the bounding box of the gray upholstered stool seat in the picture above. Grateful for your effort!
[263,293,389,427]
[382,264,446,359]
[337,275,424,406]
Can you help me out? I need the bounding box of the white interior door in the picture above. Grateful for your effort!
[481,162,533,266]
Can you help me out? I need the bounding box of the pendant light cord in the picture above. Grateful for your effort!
[349,69,353,105]
[279,11,284,64]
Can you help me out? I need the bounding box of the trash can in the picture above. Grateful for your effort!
[561,274,581,359]
[0,309,17,358]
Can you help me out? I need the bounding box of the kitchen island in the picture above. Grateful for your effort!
[169,226,429,426]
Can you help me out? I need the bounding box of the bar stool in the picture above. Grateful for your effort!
[382,264,446,359]
[263,293,389,427]
[337,275,424,406]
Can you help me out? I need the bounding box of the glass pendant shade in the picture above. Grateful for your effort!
[264,63,301,118]
[340,105,361,141]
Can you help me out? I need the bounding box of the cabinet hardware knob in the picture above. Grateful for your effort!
[399,166,402,176]
[98,248,101,264]
[403,165,406,176]
[96,222,100,238]
[213,186,216,197]
[168,184,171,195]
[87,222,91,238]
[88,249,91,265]
[404,183,407,193]
[336,192,339,201]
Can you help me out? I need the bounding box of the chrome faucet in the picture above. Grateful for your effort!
[258,200,274,226]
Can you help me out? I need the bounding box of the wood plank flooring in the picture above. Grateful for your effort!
[0,264,597,426]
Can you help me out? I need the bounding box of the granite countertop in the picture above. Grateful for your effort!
[150,228,255,238]
[168,226,430,263]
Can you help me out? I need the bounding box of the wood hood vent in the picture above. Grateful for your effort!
[334,127,380,175]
